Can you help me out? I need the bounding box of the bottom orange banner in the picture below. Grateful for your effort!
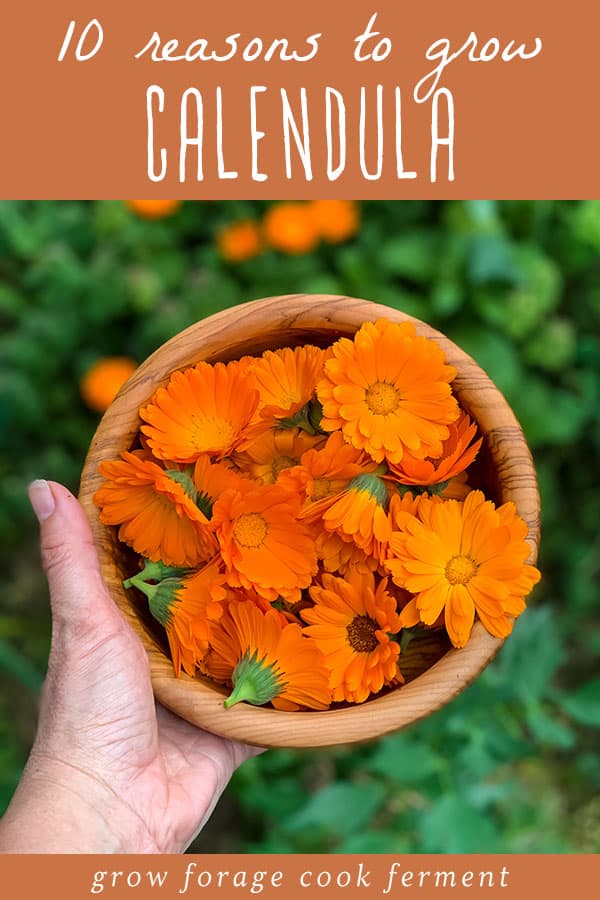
[0,854,598,900]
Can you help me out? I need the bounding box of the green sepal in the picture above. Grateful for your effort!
[397,479,450,497]
[278,398,328,436]
[224,650,284,709]
[348,471,389,507]
[164,468,197,501]
[123,558,189,590]
[164,468,213,518]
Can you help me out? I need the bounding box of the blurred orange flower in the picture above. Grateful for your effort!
[310,200,360,243]
[125,200,182,219]
[262,202,319,254]
[80,357,137,413]
[217,219,262,262]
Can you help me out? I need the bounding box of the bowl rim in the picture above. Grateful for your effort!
[79,294,540,748]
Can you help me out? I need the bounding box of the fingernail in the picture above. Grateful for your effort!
[29,480,56,522]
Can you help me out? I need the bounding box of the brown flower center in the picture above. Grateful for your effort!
[310,477,333,501]
[233,512,269,549]
[445,555,478,585]
[346,614,379,653]
[365,381,400,416]
[271,455,297,480]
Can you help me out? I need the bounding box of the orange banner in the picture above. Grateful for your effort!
[0,854,599,899]
[1,1,599,197]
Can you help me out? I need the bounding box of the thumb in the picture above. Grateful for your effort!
[29,479,117,629]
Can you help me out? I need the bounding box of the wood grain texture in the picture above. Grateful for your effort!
[79,295,541,748]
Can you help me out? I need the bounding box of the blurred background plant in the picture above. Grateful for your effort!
[0,199,598,852]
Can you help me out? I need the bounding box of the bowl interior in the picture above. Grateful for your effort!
[79,295,540,748]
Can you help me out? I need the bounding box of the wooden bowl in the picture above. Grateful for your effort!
[79,295,540,748]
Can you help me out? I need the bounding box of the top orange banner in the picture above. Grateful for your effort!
[1,0,597,198]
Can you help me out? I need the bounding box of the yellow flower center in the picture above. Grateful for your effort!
[271,455,297,480]
[445,555,478,585]
[194,417,235,450]
[365,381,400,416]
[233,513,269,549]
[346,614,379,653]
[310,477,332,501]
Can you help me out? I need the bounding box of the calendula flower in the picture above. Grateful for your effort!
[263,202,320,254]
[280,431,366,520]
[303,572,403,704]
[140,360,260,462]
[211,482,318,602]
[321,470,393,562]
[234,427,324,484]
[94,451,217,567]
[205,600,331,710]
[315,529,379,576]
[125,557,226,676]
[387,412,482,487]
[317,319,459,464]
[126,200,181,219]
[384,490,541,648]
[192,455,248,516]
[247,345,326,427]
[309,200,360,243]
[217,220,262,262]
[80,357,137,412]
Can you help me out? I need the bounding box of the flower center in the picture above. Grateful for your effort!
[445,555,478,585]
[271,455,297,480]
[346,614,379,653]
[310,477,332,501]
[233,512,269,549]
[365,381,400,416]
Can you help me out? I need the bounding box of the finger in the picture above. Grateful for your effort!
[29,479,118,628]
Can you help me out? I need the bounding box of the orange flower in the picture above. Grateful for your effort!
[315,529,379,576]
[211,482,318,601]
[262,202,319,254]
[94,451,218,566]
[387,412,482,486]
[234,427,324,484]
[192,455,247,514]
[125,200,182,219]
[280,431,366,520]
[125,557,226,677]
[247,345,326,425]
[140,360,260,463]
[321,471,393,562]
[217,220,262,262]
[303,571,403,704]
[80,357,137,413]
[205,599,331,710]
[384,490,541,648]
[309,200,360,243]
[317,319,459,464]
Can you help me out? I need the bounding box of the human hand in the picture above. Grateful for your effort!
[0,481,262,854]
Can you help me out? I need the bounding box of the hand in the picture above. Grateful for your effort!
[0,481,261,853]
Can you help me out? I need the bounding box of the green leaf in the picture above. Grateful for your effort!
[366,734,442,785]
[283,781,385,838]
[560,678,600,727]
[418,795,499,852]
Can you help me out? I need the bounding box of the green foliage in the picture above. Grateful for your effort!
[1,200,599,853]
